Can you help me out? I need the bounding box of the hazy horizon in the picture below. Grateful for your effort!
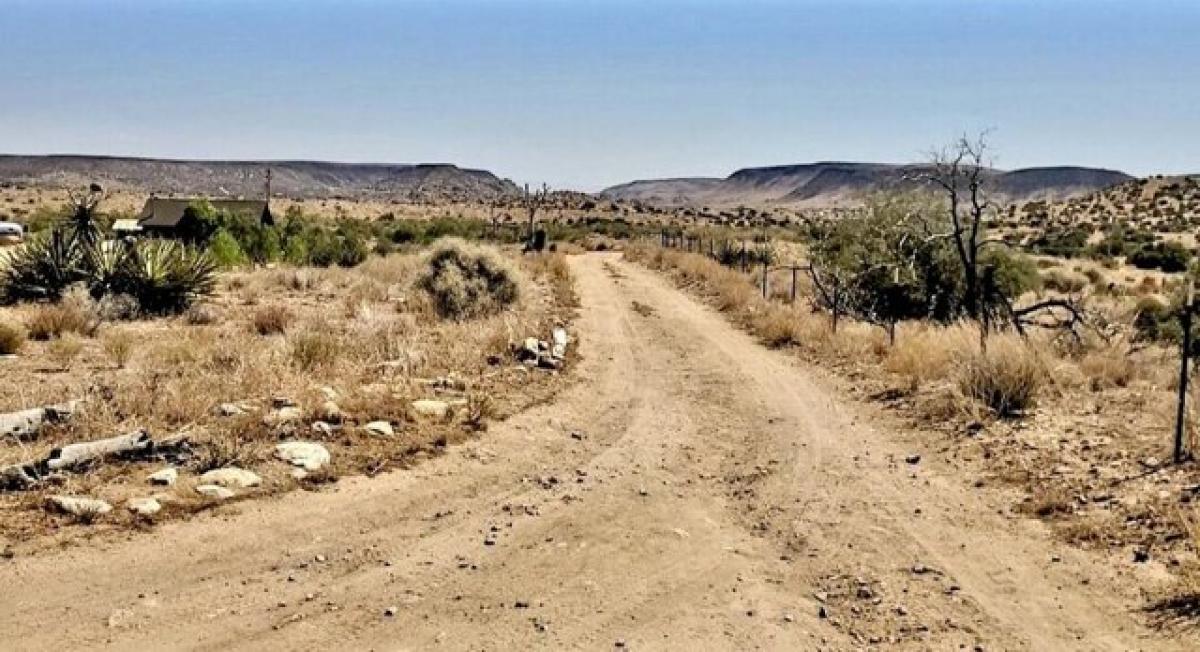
[1,0,1196,191]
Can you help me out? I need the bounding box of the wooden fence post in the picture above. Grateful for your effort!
[762,264,769,299]
[832,276,841,334]
[1175,285,1194,464]
[790,266,798,304]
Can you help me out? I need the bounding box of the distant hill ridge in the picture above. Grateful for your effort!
[0,155,520,202]
[602,161,1133,208]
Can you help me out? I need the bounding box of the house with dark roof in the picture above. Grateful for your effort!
[135,198,272,237]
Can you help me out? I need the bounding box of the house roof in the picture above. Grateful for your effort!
[136,198,269,228]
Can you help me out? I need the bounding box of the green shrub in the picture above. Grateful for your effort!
[418,239,524,320]
[208,229,248,268]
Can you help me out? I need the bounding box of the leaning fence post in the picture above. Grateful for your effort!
[1175,284,1195,464]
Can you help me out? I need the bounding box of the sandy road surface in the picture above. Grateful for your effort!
[0,253,1180,651]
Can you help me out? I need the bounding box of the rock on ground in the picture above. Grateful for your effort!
[411,399,450,420]
[199,467,262,489]
[195,485,235,500]
[364,421,395,437]
[127,497,162,517]
[47,495,112,517]
[275,441,331,471]
[147,467,178,486]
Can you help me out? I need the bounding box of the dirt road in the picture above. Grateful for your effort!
[0,254,1179,650]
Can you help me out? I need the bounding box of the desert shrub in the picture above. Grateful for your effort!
[289,328,340,370]
[47,333,84,368]
[0,319,26,354]
[251,304,293,335]
[184,302,219,326]
[208,229,248,268]
[753,305,805,347]
[1131,241,1191,272]
[956,336,1045,417]
[418,239,523,320]
[101,328,136,368]
[1041,269,1087,294]
[1079,348,1136,390]
[24,285,101,339]
[1027,227,1089,258]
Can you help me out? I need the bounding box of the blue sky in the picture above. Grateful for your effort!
[0,0,1196,190]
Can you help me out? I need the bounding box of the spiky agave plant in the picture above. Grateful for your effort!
[0,230,85,302]
[117,239,217,315]
[83,238,133,299]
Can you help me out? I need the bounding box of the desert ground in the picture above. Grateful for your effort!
[0,252,1193,650]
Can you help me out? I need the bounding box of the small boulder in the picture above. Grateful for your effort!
[195,484,235,500]
[127,497,162,517]
[199,467,262,489]
[275,441,331,471]
[411,399,450,420]
[147,467,178,486]
[47,495,112,518]
[364,421,395,437]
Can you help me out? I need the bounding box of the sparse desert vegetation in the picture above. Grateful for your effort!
[0,227,576,544]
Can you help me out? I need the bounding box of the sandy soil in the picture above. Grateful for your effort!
[0,253,1183,650]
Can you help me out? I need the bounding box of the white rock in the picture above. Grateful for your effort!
[318,386,339,402]
[216,403,247,417]
[364,421,394,437]
[199,467,261,488]
[47,495,112,517]
[411,399,450,420]
[195,484,235,500]
[147,467,178,486]
[552,327,568,347]
[127,497,162,517]
[311,421,334,436]
[275,441,331,471]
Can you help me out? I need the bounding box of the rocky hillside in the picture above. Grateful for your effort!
[0,155,520,203]
[601,162,1132,208]
[1009,175,1200,232]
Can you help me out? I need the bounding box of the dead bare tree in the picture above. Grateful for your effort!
[919,133,1093,343]
[917,133,1002,321]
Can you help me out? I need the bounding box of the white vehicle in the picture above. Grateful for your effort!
[0,221,23,246]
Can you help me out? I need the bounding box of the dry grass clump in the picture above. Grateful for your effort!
[418,239,525,320]
[47,333,84,369]
[885,323,976,391]
[25,286,101,340]
[184,302,218,326]
[1079,347,1138,390]
[289,326,340,371]
[1041,269,1088,294]
[251,304,294,336]
[101,328,136,368]
[956,334,1046,418]
[753,304,807,348]
[526,252,571,284]
[0,319,26,354]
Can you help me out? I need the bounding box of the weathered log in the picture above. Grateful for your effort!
[0,463,39,491]
[0,400,84,441]
[46,429,152,471]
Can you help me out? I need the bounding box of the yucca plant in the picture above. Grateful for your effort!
[0,230,85,302]
[84,239,133,299]
[116,239,217,315]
